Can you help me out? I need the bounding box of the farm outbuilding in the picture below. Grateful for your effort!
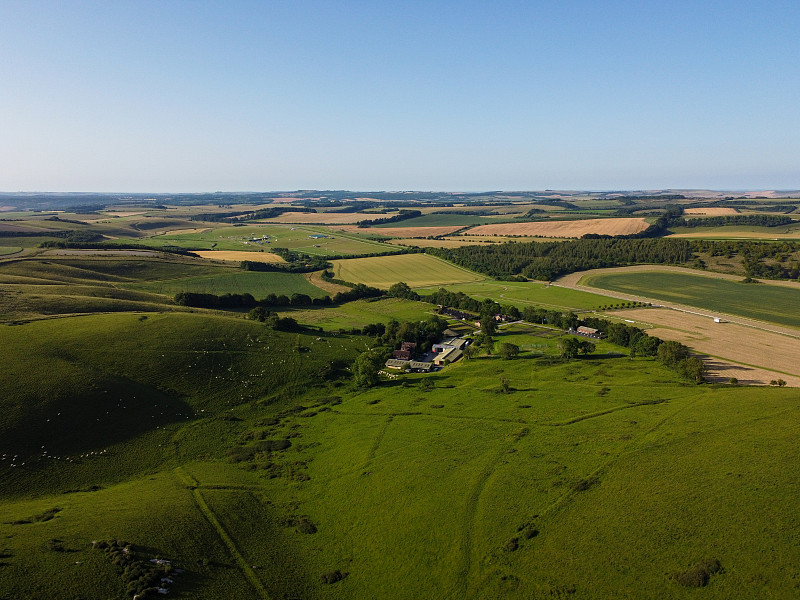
[570,326,604,339]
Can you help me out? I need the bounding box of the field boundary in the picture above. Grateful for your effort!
[176,468,270,600]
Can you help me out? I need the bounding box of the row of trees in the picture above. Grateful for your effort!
[173,282,385,310]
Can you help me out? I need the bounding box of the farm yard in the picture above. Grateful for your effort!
[331,253,485,288]
[464,217,651,237]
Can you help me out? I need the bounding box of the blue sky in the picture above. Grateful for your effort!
[1,0,798,192]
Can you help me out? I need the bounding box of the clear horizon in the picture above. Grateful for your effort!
[2,1,798,192]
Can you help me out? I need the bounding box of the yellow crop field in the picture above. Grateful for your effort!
[465,217,650,237]
[192,251,285,263]
[331,253,484,288]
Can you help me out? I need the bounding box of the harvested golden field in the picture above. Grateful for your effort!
[684,207,739,215]
[606,308,800,386]
[465,217,649,237]
[162,227,211,236]
[335,225,464,238]
[192,250,285,263]
[263,212,399,224]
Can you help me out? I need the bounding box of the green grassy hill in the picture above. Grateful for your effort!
[2,309,800,599]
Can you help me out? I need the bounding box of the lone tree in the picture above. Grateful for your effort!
[498,342,520,360]
[480,314,498,336]
[352,350,384,389]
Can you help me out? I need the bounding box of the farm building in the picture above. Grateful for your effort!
[393,349,413,360]
[433,337,468,353]
[385,359,410,370]
[569,326,604,339]
[433,348,463,366]
[409,361,433,372]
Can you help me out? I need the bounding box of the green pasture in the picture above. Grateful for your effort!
[331,253,485,288]
[132,270,327,299]
[583,270,800,328]
[0,246,22,255]
[421,279,615,311]
[0,257,230,319]
[288,297,436,329]
[141,224,392,255]
[668,224,800,239]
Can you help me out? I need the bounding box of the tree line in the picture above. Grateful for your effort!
[357,209,422,228]
[173,282,384,310]
[426,238,693,280]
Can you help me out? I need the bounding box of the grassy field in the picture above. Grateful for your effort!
[420,280,615,311]
[668,224,800,240]
[132,270,328,298]
[287,297,436,329]
[0,246,22,255]
[139,224,393,255]
[331,253,485,288]
[582,270,800,328]
[0,256,328,320]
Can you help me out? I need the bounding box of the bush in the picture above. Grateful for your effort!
[572,477,599,492]
[296,518,318,534]
[320,570,346,584]
[504,537,519,552]
[672,558,723,588]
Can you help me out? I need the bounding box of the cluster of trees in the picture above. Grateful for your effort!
[93,539,174,598]
[380,315,449,353]
[241,253,330,274]
[357,209,422,228]
[689,239,800,279]
[682,215,794,228]
[173,282,384,310]
[558,337,595,358]
[246,307,301,331]
[427,238,693,280]
[387,281,420,301]
[424,288,503,315]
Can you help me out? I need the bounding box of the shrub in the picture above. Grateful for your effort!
[504,537,519,552]
[320,570,346,584]
[296,518,318,534]
[572,477,599,492]
[672,558,723,588]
